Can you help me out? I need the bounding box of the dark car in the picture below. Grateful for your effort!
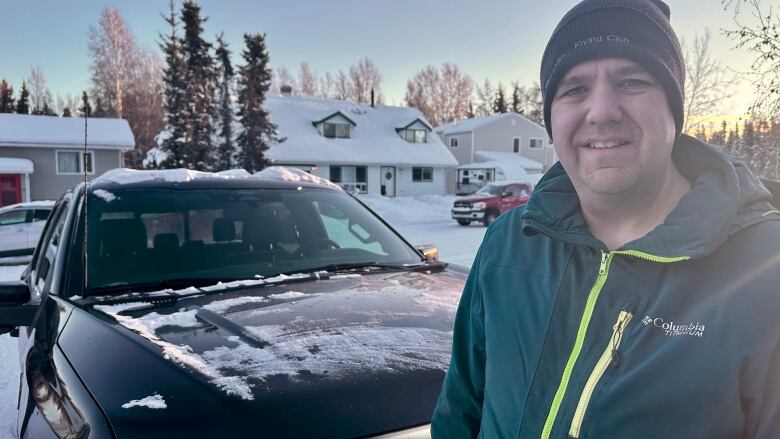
[451,180,532,226]
[0,167,466,438]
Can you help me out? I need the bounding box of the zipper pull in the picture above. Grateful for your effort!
[610,312,630,366]
[599,252,609,275]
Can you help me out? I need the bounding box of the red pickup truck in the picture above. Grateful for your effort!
[451,181,533,226]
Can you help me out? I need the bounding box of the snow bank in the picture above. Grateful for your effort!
[357,194,456,226]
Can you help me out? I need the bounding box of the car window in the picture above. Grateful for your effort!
[83,188,421,290]
[316,200,384,255]
[32,209,51,222]
[0,209,27,225]
[503,186,515,197]
[34,201,69,292]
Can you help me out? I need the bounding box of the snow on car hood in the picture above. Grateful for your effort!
[92,270,463,401]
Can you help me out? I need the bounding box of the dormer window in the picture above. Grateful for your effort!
[396,118,433,144]
[323,122,351,139]
[312,111,357,140]
[404,129,427,143]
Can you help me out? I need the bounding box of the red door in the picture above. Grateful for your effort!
[0,174,21,207]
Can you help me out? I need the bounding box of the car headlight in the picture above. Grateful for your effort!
[473,202,486,210]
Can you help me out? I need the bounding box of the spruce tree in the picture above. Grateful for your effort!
[511,83,522,114]
[15,81,29,114]
[79,91,92,117]
[215,33,235,171]
[180,0,217,170]
[493,83,508,114]
[158,0,188,169]
[237,33,280,172]
[0,80,15,113]
[62,107,72,117]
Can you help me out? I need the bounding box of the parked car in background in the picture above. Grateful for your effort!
[0,167,467,438]
[451,180,532,226]
[0,201,53,257]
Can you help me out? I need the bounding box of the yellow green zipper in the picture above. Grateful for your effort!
[540,251,613,439]
[568,310,634,438]
[539,250,689,439]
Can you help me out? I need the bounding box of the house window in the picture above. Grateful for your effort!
[513,137,521,153]
[404,129,427,143]
[57,150,94,175]
[529,138,544,149]
[412,167,433,182]
[323,122,350,139]
[330,165,367,193]
[450,137,459,147]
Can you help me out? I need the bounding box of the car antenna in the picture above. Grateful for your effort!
[82,92,89,293]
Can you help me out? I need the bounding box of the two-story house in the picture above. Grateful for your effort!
[0,113,134,206]
[434,112,555,194]
[265,94,457,197]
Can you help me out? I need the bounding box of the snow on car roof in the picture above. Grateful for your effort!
[0,200,55,213]
[91,166,342,190]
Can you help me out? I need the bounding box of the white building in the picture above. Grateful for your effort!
[266,94,457,197]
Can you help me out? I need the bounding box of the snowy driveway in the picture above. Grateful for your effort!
[0,194,485,438]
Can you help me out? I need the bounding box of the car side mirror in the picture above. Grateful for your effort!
[0,280,38,330]
[415,244,438,261]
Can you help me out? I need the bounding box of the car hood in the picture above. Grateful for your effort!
[458,194,495,203]
[59,268,465,438]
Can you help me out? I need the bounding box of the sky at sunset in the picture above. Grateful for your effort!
[1,0,758,115]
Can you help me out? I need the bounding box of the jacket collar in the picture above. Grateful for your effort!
[521,135,775,258]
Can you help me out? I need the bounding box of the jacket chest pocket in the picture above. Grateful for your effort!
[568,310,633,438]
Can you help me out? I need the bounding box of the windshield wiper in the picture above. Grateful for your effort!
[289,260,447,276]
[85,278,232,296]
[78,271,327,308]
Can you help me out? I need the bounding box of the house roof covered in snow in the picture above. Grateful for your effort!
[434,112,545,136]
[0,113,135,150]
[474,150,544,171]
[0,157,33,174]
[265,94,457,167]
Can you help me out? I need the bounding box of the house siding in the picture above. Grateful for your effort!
[472,114,555,170]
[438,132,472,165]
[395,166,446,196]
[0,147,122,200]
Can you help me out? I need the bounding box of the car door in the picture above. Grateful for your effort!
[0,208,30,254]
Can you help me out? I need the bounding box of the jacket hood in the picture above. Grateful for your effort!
[521,134,777,258]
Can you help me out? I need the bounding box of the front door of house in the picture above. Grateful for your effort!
[380,166,396,197]
[0,175,21,207]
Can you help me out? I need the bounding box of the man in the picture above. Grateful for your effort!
[431,0,780,438]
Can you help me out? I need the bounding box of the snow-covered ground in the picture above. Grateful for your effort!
[0,264,25,439]
[357,194,486,268]
[0,194,483,437]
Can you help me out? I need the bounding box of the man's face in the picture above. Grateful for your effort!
[550,58,677,197]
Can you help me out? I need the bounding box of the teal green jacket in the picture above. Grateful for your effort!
[432,135,780,438]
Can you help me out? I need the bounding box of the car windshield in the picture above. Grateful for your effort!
[475,184,501,195]
[83,187,422,290]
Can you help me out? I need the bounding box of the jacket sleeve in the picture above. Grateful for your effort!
[430,240,489,438]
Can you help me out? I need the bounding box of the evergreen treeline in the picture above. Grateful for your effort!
[694,119,780,181]
[155,0,280,171]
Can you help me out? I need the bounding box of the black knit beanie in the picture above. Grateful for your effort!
[540,0,685,139]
